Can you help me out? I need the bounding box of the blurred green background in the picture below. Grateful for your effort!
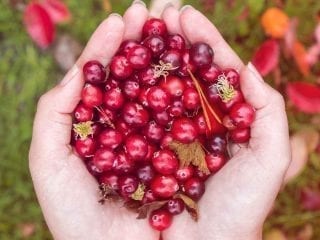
[1,0,320,239]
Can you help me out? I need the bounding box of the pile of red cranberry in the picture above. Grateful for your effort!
[72,18,255,231]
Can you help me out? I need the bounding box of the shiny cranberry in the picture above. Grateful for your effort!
[166,34,185,51]
[137,164,156,184]
[125,134,148,161]
[86,160,102,176]
[81,84,103,108]
[178,50,197,77]
[183,177,205,201]
[207,135,227,154]
[118,175,138,198]
[93,148,116,172]
[142,189,157,204]
[122,102,149,127]
[75,137,97,157]
[229,103,255,128]
[205,153,227,173]
[74,103,93,122]
[207,84,222,104]
[182,88,200,110]
[230,128,250,143]
[127,45,152,69]
[118,40,139,55]
[219,89,244,113]
[143,121,165,142]
[160,75,186,98]
[123,80,140,99]
[183,77,194,88]
[198,64,221,83]
[145,144,157,161]
[83,60,106,84]
[147,86,171,112]
[110,55,133,79]
[99,173,119,190]
[96,106,116,125]
[113,151,135,174]
[167,198,185,215]
[142,18,167,38]
[223,68,240,88]
[115,119,135,136]
[152,150,179,175]
[98,129,123,149]
[194,168,210,181]
[143,35,166,57]
[160,50,182,70]
[189,42,214,67]
[171,118,198,144]
[91,123,102,138]
[149,209,172,231]
[104,87,125,110]
[160,133,174,149]
[137,67,158,86]
[105,75,120,90]
[175,166,194,183]
[138,88,150,107]
[194,113,207,135]
[153,110,171,126]
[168,99,184,117]
[151,175,179,199]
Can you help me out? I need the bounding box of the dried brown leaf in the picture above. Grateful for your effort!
[174,193,199,221]
[98,183,120,204]
[123,200,141,212]
[137,201,168,219]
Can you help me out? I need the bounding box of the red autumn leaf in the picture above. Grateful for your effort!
[23,3,55,49]
[300,187,320,211]
[40,0,71,24]
[252,39,280,76]
[292,41,310,76]
[286,82,320,114]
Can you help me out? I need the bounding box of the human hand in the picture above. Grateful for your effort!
[29,2,160,240]
[161,5,291,240]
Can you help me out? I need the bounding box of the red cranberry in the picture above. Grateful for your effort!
[219,89,244,113]
[99,173,119,190]
[160,133,174,149]
[182,88,200,110]
[137,164,156,184]
[113,151,135,174]
[93,148,116,172]
[98,129,123,149]
[81,84,103,108]
[194,168,210,181]
[207,84,222,104]
[127,45,152,69]
[183,77,194,88]
[223,68,240,88]
[143,121,165,142]
[96,106,116,125]
[198,64,221,83]
[205,153,227,173]
[118,175,138,198]
[143,35,166,57]
[149,209,172,231]
[178,50,197,77]
[122,102,149,127]
[83,60,106,84]
[153,110,171,126]
[166,34,185,51]
[91,123,102,138]
[151,175,179,198]
[104,87,125,110]
[194,113,207,135]
[138,88,150,107]
[171,118,198,144]
[229,128,250,143]
[147,86,171,112]
[142,18,168,38]
[110,55,133,79]
[175,166,194,183]
[125,134,148,161]
[183,177,205,201]
[118,40,139,55]
[123,80,140,99]
[137,67,158,86]
[86,160,102,176]
[115,119,135,136]
[229,103,255,129]
[166,198,185,215]
[74,103,93,122]
[142,189,157,204]
[75,137,97,157]
[168,99,184,117]
[207,135,227,154]
[152,150,179,175]
[189,42,214,67]
[105,75,120,90]
[160,50,182,70]
[160,75,185,98]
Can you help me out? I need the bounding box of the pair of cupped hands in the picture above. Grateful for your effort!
[29,1,291,240]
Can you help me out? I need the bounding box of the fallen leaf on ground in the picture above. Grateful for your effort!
[40,0,71,24]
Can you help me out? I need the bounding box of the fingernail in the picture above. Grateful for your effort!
[109,13,122,19]
[180,5,193,13]
[247,62,264,82]
[60,65,79,86]
[132,0,146,7]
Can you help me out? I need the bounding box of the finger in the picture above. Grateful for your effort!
[123,0,149,40]
[180,6,244,70]
[149,0,182,18]
[162,4,185,37]
[31,15,125,150]
[240,63,291,173]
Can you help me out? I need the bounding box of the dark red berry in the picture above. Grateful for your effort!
[143,35,166,57]
[145,143,157,161]
[175,166,194,183]
[194,113,207,135]
[75,137,97,158]
[160,50,182,70]
[86,160,102,176]
[122,102,149,127]
[223,68,240,88]
[171,118,198,144]
[152,149,179,175]
[110,55,133,79]
[83,60,106,84]
[98,129,123,149]
[137,67,158,86]
[160,133,174,149]
[118,175,138,198]
[74,103,93,122]
[207,135,227,154]
[205,153,227,173]
[198,64,221,83]
[160,75,185,98]
[115,119,135,136]
[93,148,116,172]
[178,50,197,77]
[123,80,140,99]
[113,151,135,174]
[97,106,116,125]
[229,103,255,129]
[142,18,168,38]
[125,134,148,161]
[168,99,184,117]
[147,86,171,112]
[183,177,205,201]
[104,87,125,110]
[137,164,156,184]
[189,42,214,67]
[153,110,172,126]
[119,40,139,55]
[138,88,150,107]
[166,198,185,215]
[229,128,250,143]
[99,173,119,190]
[149,209,172,231]
[143,121,165,142]
[127,45,152,69]
[105,75,120,90]
[182,88,200,110]
[219,89,244,113]
[166,34,185,51]
[194,168,210,181]
[81,84,103,108]
[151,175,179,198]
[207,84,222,105]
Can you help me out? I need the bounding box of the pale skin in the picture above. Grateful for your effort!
[29,2,291,240]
